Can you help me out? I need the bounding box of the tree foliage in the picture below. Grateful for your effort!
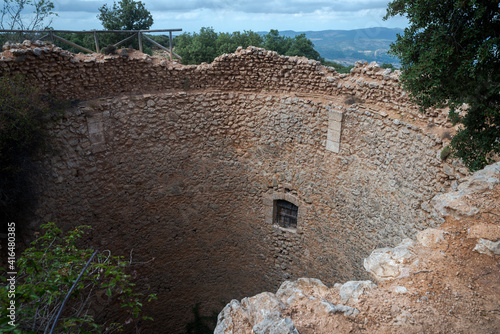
[174,27,323,65]
[385,0,500,171]
[97,0,153,31]
[0,0,57,42]
[0,222,156,333]
[0,0,56,30]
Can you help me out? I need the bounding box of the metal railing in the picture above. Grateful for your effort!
[0,29,183,60]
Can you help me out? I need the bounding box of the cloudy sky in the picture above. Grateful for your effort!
[47,0,407,35]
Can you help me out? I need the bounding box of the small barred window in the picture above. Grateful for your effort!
[274,200,298,229]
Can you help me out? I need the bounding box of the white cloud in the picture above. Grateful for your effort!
[48,0,408,32]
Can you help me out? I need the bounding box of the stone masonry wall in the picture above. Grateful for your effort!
[0,41,451,126]
[35,92,450,332]
[0,42,461,331]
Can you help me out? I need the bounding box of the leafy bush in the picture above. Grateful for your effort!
[0,75,66,227]
[440,146,452,161]
[0,222,156,333]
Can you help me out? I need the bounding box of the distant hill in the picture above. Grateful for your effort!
[262,28,403,66]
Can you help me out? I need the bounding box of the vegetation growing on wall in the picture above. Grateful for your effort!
[0,222,156,333]
[385,0,500,171]
[0,75,65,229]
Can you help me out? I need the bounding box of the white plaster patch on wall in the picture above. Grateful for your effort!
[326,110,343,153]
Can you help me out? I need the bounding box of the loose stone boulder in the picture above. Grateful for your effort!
[363,238,415,281]
[276,277,329,304]
[252,313,298,334]
[417,228,448,248]
[473,239,500,256]
[432,162,500,217]
[338,280,376,303]
[468,223,500,241]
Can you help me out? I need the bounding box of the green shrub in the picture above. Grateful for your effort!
[0,222,156,333]
[440,146,452,161]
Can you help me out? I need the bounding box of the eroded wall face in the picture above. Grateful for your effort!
[35,91,445,331]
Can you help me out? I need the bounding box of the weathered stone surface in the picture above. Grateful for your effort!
[432,162,500,217]
[276,277,329,304]
[240,292,286,325]
[252,313,298,334]
[315,300,358,317]
[215,300,252,334]
[417,228,448,248]
[338,280,376,303]
[473,239,500,256]
[468,223,500,241]
[364,239,415,281]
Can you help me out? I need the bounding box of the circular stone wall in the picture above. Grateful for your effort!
[34,90,448,332]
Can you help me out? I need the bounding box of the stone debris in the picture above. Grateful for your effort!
[473,239,500,256]
[363,239,415,281]
[416,228,448,248]
[431,162,500,217]
[215,277,362,333]
[337,280,376,303]
[252,313,298,334]
[394,286,408,294]
[467,223,500,241]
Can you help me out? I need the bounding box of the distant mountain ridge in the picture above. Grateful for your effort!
[261,27,404,66]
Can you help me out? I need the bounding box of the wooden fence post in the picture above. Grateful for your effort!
[169,31,173,61]
[94,31,100,53]
[138,31,143,53]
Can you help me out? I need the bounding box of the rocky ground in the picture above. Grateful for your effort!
[215,163,500,333]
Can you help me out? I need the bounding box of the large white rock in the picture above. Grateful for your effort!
[215,300,251,334]
[252,313,299,334]
[431,162,500,217]
[214,293,286,334]
[240,292,286,326]
[364,239,415,281]
[338,280,376,303]
[473,239,500,256]
[276,277,329,305]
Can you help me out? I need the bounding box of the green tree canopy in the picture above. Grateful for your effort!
[174,27,323,65]
[385,0,500,171]
[263,29,292,56]
[174,27,218,64]
[97,0,153,31]
[286,33,322,61]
